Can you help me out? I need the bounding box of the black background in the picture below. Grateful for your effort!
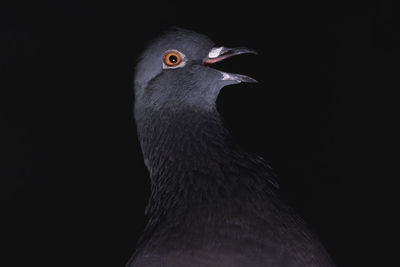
[1,1,398,266]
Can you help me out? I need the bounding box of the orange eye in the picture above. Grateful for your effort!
[164,52,181,66]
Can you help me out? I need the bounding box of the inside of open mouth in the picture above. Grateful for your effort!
[207,53,258,80]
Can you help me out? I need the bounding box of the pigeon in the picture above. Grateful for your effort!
[127,27,336,267]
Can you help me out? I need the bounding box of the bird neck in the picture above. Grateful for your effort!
[135,105,277,212]
[136,105,234,183]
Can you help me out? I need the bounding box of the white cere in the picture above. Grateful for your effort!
[207,47,224,59]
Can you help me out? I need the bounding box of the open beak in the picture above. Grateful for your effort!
[203,46,258,83]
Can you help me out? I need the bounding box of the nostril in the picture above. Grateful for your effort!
[207,46,224,58]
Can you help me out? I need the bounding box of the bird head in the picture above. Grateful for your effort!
[134,27,257,112]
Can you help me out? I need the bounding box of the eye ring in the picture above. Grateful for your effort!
[162,50,187,69]
[164,51,182,66]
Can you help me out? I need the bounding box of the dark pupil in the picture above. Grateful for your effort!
[169,55,178,63]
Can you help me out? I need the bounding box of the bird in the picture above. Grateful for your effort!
[127,27,336,267]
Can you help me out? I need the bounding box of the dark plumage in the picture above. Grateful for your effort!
[127,28,335,267]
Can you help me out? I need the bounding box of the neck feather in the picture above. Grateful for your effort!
[135,105,277,212]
